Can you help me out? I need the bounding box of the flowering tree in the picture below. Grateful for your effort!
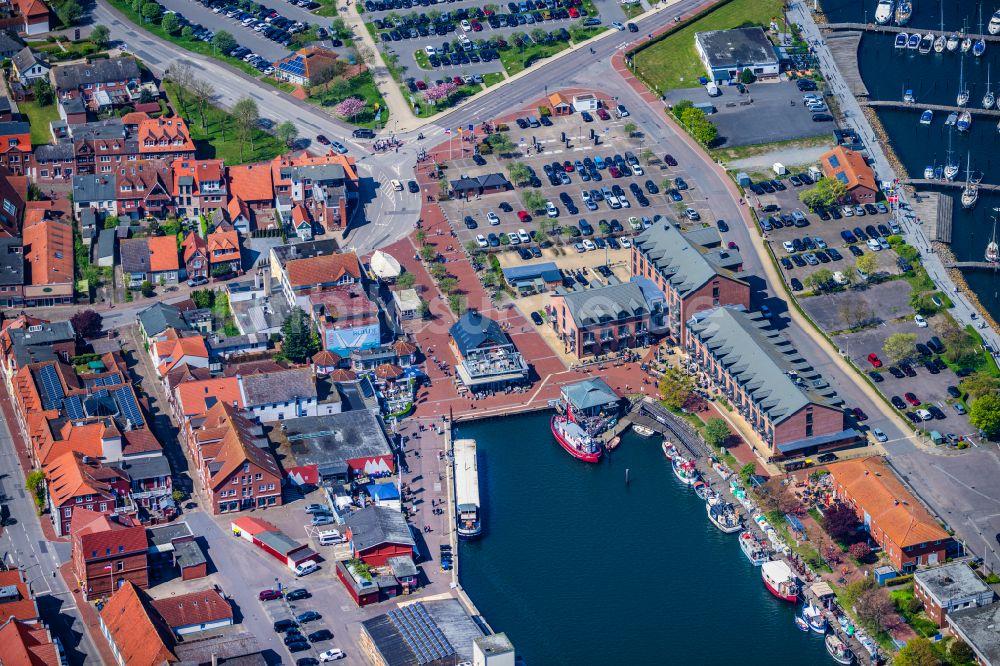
[333,97,366,119]
[423,81,457,103]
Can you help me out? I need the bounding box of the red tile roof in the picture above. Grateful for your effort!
[150,589,232,630]
[207,229,240,263]
[42,451,126,508]
[174,377,242,418]
[204,402,281,490]
[0,619,58,666]
[153,335,209,376]
[291,204,310,227]
[0,571,38,624]
[228,164,273,203]
[99,582,176,666]
[171,158,224,197]
[228,196,249,222]
[231,515,278,536]
[22,219,73,287]
[138,117,195,155]
[147,235,179,272]
[181,231,206,264]
[72,508,147,562]
[285,252,361,288]
[820,146,877,193]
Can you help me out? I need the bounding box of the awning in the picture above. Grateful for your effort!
[370,250,401,279]
[811,581,835,598]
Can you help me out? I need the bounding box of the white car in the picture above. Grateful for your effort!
[618,196,631,208]
[583,239,597,251]
[916,408,933,421]
[782,241,796,253]
[814,237,827,249]
[581,190,592,203]
[872,428,888,443]
[631,164,644,176]
[914,314,928,327]
[612,21,625,30]
[866,238,882,252]
[320,649,346,662]
[425,45,436,56]
[619,237,632,248]
[517,228,530,243]
[628,216,641,230]
[606,195,621,209]
[294,562,319,577]
[507,232,520,245]
[546,201,558,217]
[476,234,488,248]
[486,211,500,225]
[841,206,854,217]
[461,19,471,31]
[684,207,700,221]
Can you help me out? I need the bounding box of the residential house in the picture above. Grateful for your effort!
[913,562,994,627]
[171,158,226,217]
[65,119,137,177]
[98,582,176,666]
[0,235,24,307]
[11,47,47,87]
[136,301,190,342]
[272,152,359,231]
[227,163,273,210]
[344,505,414,566]
[269,241,360,308]
[291,203,311,240]
[631,222,750,345]
[71,508,149,600]
[137,116,195,162]
[0,316,75,379]
[820,146,878,204]
[309,284,381,357]
[0,569,39,623]
[0,33,22,60]
[0,121,31,175]
[71,173,117,215]
[114,162,173,219]
[15,0,50,35]
[240,366,319,422]
[448,310,528,391]
[549,281,658,358]
[207,228,241,276]
[0,617,60,666]
[226,196,251,233]
[172,376,242,422]
[686,306,852,459]
[273,46,341,86]
[44,451,133,537]
[21,210,73,306]
[120,235,180,287]
[828,456,953,572]
[150,588,233,638]
[151,331,210,378]
[52,58,141,111]
[181,232,208,283]
[30,143,74,182]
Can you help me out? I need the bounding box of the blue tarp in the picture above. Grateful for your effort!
[366,483,400,501]
[785,513,807,536]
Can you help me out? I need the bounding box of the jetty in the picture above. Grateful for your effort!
[910,192,953,243]
[904,178,1000,193]
[861,100,1000,118]
[946,261,1000,271]
[820,22,1000,43]
[826,32,869,97]
[638,399,707,458]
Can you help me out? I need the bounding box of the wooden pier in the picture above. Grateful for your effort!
[820,22,1000,43]
[904,178,1000,192]
[910,192,953,243]
[826,32,869,97]
[946,261,1000,271]
[862,100,1000,118]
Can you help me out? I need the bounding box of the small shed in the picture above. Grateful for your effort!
[930,430,944,445]
[572,93,600,112]
[393,288,420,320]
[736,172,751,187]
[874,565,898,586]
[548,92,572,115]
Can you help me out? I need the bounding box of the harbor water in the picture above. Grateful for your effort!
[820,0,1000,317]
[456,412,831,665]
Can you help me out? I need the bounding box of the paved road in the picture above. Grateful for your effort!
[0,391,101,665]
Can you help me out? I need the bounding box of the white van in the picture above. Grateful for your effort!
[293,561,319,576]
[318,530,345,546]
[705,82,720,97]
[390,179,403,191]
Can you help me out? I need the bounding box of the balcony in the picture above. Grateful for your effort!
[130,486,170,501]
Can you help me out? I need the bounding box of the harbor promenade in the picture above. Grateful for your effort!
[862,99,1000,117]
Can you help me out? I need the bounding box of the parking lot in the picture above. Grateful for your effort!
[662,81,834,148]
[438,108,721,259]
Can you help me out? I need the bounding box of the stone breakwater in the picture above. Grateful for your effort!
[863,106,910,178]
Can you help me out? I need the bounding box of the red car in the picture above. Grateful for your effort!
[259,589,282,601]
[867,352,882,368]
[608,165,622,177]
[852,407,868,421]
[415,80,427,90]
[316,135,330,145]
[517,210,531,222]
[452,76,463,85]
[471,20,483,31]
[568,7,578,17]
[727,241,738,249]
[904,392,920,406]
[562,160,574,172]
[596,108,610,120]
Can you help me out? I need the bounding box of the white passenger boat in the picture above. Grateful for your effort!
[454,439,482,538]
[874,0,894,24]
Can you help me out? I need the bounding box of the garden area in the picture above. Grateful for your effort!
[19,99,61,145]
[631,0,784,92]
[306,71,389,128]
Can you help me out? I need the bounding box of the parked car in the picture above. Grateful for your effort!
[867,353,882,368]
[285,588,311,601]
[260,589,282,601]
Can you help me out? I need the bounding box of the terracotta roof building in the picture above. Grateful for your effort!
[98,582,176,666]
[0,121,31,176]
[820,146,878,205]
[113,161,174,220]
[208,229,241,275]
[21,216,73,307]
[172,376,242,420]
[0,570,39,623]
[44,451,133,537]
[138,117,195,160]
[120,235,180,288]
[15,0,50,35]
[151,332,209,377]
[71,509,149,600]
[150,588,233,637]
[273,46,341,86]
[269,242,361,308]
[172,158,226,217]
[0,618,59,666]
[227,164,273,209]
[828,456,953,572]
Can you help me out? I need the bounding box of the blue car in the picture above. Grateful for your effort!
[594,155,605,169]
[840,229,857,243]
[669,189,683,202]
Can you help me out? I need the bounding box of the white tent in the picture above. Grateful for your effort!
[370,250,402,280]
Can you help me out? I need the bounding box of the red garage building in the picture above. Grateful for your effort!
[344,506,414,566]
[230,516,318,571]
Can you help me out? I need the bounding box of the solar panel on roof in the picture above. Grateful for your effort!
[38,364,65,410]
[64,395,84,419]
[114,387,144,427]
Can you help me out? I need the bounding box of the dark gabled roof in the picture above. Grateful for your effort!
[240,367,317,407]
[8,322,74,366]
[11,47,41,74]
[634,223,745,298]
[0,121,29,137]
[34,143,73,161]
[53,57,140,91]
[449,173,511,192]
[119,238,150,274]
[0,236,23,287]
[0,33,22,57]
[558,282,649,328]
[72,174,116,204]
[449,311,507,356]
[96,228,116,259]
[136,302,190,338]
[345,505,414,552]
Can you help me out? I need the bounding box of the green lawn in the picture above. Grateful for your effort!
[413,83,482,118]
[306,71,389,128]
[482,71,506,87]
[890,584,940,637]
[164,83,286,164]
[260,77,297,93]
[500,40,570,76]
[621,2,644,19]
[633,0,784,92]
[19,100,61,145]
[414,49,431,69]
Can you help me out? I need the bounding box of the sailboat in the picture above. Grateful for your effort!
[961,153,980,209]
[896,0,913,25]
[961,20,973,52]
[875,0,894,24]
[975,5,988,56]
[957,110,973,131]
[991,8,1000,34]
[958,57,970,106]
[986,211,1000,264]
[936,2,948,52]
[945,131,960,179]
[984,65,995,109]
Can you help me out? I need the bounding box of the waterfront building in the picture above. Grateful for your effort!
[560,377,620,418]
[309,284,382,357]
[631,222,749,346]
[694,27,780,83]
[947,602,1000,666]
[344,505,415,566]
[277,410,394,484]
[819,146,878,205]
[449,310,529,391]
[358,599,488,666]
[687,306,852,458]
[549,281,660,357]
[914,562,995,627]
[827,456,953,572]
[474,633,516,666]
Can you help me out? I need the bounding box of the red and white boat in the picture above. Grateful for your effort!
[661,440,678,459]
[551,415,602,463]
[761,560,799,602]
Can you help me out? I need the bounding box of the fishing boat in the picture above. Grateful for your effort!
[454,439,482,539]
[957,110,973,131]
[661,440,678,459]
[761,560,799,602]
[976,6,987,56]
[947,33,961,51]
[895,31,909,48]
[825,634,856,665]
[991,9,1000,35]
[707,501,742,533]
[672,455,699,485]
[945,110,959,125]
[907,32,921,48]
[632,423,655,438]
[802,604,827,633]
[920,109,934,124]
[986,213,999,264]
[693,479,710,500]
[895,0,912,25]
[904,88,916,103]
[874,0,894,24]
[739,531,770,565]
[606,436,621,450]
[918,32,934,53]
[962,154,980,209]
[794,615,810,632]
[551,415,602,463]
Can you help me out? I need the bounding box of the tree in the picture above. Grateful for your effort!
[961,371,1000,401]
[755,478,798,514]
[423,81,457,103]
[438,277,459,294]
[103,215,119,230]
[521,189,545,212]
[936,317,978,365]
[640,148,655,164]
[800,177,849,209]
[856,587,899,632]
[70,310,103,339]
[703,417,730,449]
[739,462,756,483]
[970,393,1000,438]
[181,25,194,39]
[447,293,466,315]
[189,79,214,129]
[161,12,181,34]
[169,62,193,107]
[671,99,693,119]
[894,637,941,666]
[856,252,879,277]
[191,288,215,309]
[507,161,531,185]
[212,31,237,55]
[140,280,154,298]
[25,470,45,513]
[141,2,162,22]
[281,307,319,363]
[90,24,110,48]
[530,27,547,43]
[623,121,637,137]
[821,501,859,542]
[739,68,756,84]
[419,245,437,262]
[417,299,430,319]
[950,640,975,665]
[849,542,872,561]
[883,332,918,364]
[415,229,427,245]
[657,367,694,410]
[232,97,259,160]
[58,0,83,25]
[333,96,366,121]
[276,121,298,148]
[32,78,53,106]
[429,263,447,280]
[805,268,834,291]
[488,133,514,156]
[678,106,718,145]
[396,272,416,289]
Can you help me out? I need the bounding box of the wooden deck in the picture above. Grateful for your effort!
[826,32,869,97]
[904,178,1000,192]
[910,192,953,243]
[862,100,1000,117]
